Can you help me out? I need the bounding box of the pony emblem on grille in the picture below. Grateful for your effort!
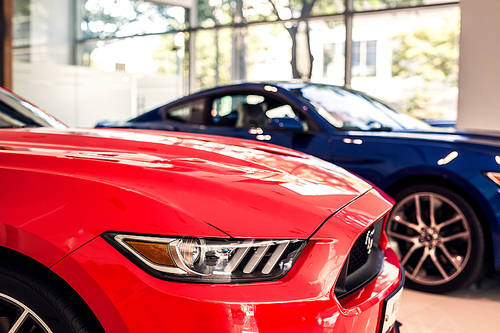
[365,228,375,254]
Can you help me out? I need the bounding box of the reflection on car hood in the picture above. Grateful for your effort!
[0,128,373,238]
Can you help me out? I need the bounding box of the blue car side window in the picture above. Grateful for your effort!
[163,99,206,125]
[210,94,306,132]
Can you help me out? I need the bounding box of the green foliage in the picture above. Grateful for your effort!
[197,0,233,26]
[354,0,425,10]
[152,35,180,75]
[312,0,343,16]
[397,93,433,118]
[80,0,183,39]
[390,13,459,119]
[196,0,218,24]
[194,29,232,88]
[13,0,30,17]
[392,14,459,85]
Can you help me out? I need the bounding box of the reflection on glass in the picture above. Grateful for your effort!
[71,128,368,196]
[288,83,431,131]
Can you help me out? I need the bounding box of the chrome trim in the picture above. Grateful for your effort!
[168,239,206,276]
[224,240,254,273]
[262,241,289,274]
[243,244,271,274]
[112,234,301,280]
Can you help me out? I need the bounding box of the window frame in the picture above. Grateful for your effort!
[71,1,459,92]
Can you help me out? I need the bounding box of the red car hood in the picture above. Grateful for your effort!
[0,128,372,239]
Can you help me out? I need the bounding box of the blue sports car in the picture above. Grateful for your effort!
[98,82,500,293]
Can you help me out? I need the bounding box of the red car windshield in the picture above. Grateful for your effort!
[0,89,66,129]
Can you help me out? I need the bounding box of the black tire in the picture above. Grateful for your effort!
[0,262,103,333]
[388,184,485,293]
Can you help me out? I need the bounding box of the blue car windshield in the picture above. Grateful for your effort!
[293,84,431,131]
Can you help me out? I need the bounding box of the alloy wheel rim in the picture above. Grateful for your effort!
[0,292,53,333]
[387,192,472,286]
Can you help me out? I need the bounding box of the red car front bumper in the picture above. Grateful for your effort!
[52,236,403,333]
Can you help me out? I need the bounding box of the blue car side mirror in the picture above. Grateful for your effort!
[267,117,304,131]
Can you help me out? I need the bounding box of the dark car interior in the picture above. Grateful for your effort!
[144,92,311,133]
[208,93,308,131]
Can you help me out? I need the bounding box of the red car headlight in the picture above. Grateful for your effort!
[104,233,306,283]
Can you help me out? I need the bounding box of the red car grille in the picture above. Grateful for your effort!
[334,218,385,299]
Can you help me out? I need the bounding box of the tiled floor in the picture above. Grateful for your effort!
[398,274,500,332]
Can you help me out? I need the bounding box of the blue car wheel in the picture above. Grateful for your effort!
[387,184,485,293]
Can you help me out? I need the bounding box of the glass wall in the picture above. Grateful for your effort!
[12,0,188,127]
[12,0,460,125]
[199,0,459,120]
[192,16,345,91]
[194,0,346,90]
[13,0,75,65]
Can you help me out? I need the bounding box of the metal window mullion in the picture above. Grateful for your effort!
[0,0,13,89]
[188,6,197,94]
[70,0,80,66]
[344,0,353,88]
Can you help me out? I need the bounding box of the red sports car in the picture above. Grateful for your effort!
[0,87,403,332]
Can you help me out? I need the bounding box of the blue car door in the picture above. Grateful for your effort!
[329,132,390,185]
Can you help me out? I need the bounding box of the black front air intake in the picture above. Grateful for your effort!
[334,218,385,299]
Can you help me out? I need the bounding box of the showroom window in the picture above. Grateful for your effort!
[11,0,189,127]
[10,0,460,126]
